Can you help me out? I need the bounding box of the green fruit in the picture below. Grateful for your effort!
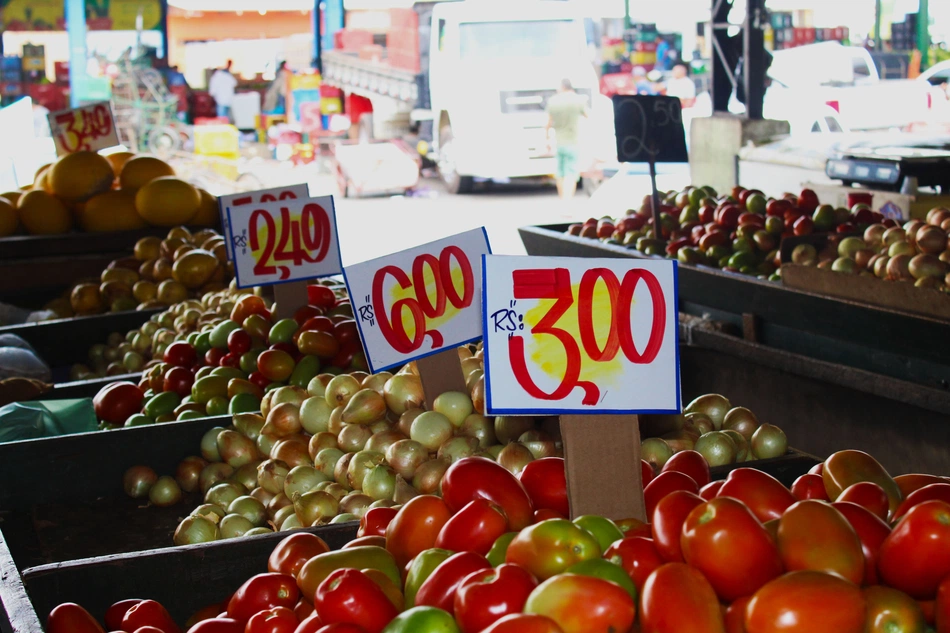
[813,204,836,231]
[487,532,518,567]
[381,607,461,633]
[195,366,214,380]
[125,413,154,427]
[143,391,181,418]
[728,251,758,270]
[677,247,705,266]
[240,350,263,374]
[229,392,261,414]
[732,237,754,254]
[194,332,212,355]
[573,515,624,551]
[192,376,229,403]
[177,410,205,421]
[289,355,321,388]
[765,216,784,235]
[206,396,230,417]
[211,367,245,381]
[268,318,300,345]
[768,273,782,282]
[746,193,767,215]
[209,320,240,349]
[706,244,731,262]
[565,558,638,599]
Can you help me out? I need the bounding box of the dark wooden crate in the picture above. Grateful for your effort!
[0,228,169,262]
[0,255,118,308]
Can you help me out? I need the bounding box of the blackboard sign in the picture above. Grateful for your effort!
[613,95,689,164]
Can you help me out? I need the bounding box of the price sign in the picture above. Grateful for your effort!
[482,256,680,415]
[47,102,120,157]
[219,184,310,260]
[344,228,492,374]
[612,95,688,164]
[226,195,342,289]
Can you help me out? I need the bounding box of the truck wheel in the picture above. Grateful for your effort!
[438,125,474,194]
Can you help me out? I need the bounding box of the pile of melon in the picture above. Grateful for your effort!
[0,151,219,237]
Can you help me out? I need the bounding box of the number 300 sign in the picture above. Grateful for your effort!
[482,255,680,415]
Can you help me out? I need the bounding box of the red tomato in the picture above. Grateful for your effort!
[524,573,636,633]
[342,536,386,549]
[700,480,724,500]
[105,599,142,631]
[454,564,539,633]
[895,474,947,498]
[415,551,491,615]
[879,500,950,599]
[479,614,564,633]
[831,501,890,586]
[186,618,244,633]
[246,607,299,633]
[822,450,903,518]
[293,305,323,326]
[292,614,325,633]
[164,342,197,368]
[838,481,890,521]
[93,381,145,424]
[133,627,166,633]
[936,575,950,632]
[312,626,366,633]
[268,533,331,577]
[661,450,711,488]
[604,536,665,593]
[505,519,601,580]
[163,366,194,398]
[519,458,569,517]
[185,604,227,630]
[533,509,565,522]
[643,471,699,518]
[227,329,252,356]
[809,462,824,475]
[228,573,300,621]
[435,499,509,555]
[716,468,796,523]
[122,600,180,633]
[231,295,271,323]
[745,571,866,633]
[47,604,106,633]
[681,497,783,602]
[205,348,226,367]
[314,569,398,633]
[725,597,752,633]
[293,600,314,622]
[614,517,649,536]
[651,490,703,562]
[892,484,950,522]
[642,460,656,487]
[640,563,726,633]
[863,585,927,633]
[790,474,830,501]
[442,457,534,531]
[307,285,337,310]
[358,507,398,538]
[248,371,270,390]
[385,495,452,568]
[299,316,335,334]
[332,321,359,347]
[776,500,864,585]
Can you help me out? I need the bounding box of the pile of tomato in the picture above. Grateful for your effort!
[49,449,950,633]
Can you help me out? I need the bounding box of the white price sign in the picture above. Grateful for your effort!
[482,255,680,415]
[48,101,120,157]
[344,228,492,373]
[226,195,342,289]
[219,184,310,259]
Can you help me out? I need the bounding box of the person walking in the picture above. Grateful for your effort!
[263,61,291,114]
[208,60,238,121]
[545,78,589,200]
[664,63,697,107]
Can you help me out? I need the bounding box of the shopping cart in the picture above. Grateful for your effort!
[111,58,186,155]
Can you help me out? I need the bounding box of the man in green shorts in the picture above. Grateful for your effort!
[545,78,589,199]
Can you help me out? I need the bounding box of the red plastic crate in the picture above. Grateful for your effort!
[389,8,418,30]
[339,29,374,52]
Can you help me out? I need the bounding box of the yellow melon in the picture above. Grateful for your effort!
[17,190,72,235]
[134,177,201,227]
[105,151,136,177]
[80,190,148,232]
[33,166,52,193]
[1,191,23,206]
[49,151,114,203]
[120,156,176,190]
[0,197,18,236]
[191,189,220,227]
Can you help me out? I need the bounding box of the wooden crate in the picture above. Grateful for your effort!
[0,229,170,262]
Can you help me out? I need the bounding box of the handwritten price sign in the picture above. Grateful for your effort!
[47,102,120,157]
[226,195,342,289]
[344,228,491,373]
[612,95,688,164]
[219,184,310,260]
[482,256,680,415]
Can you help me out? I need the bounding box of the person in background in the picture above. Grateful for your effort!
[632,66,657,95]
[664,63,696,107]
[655,37,671,71]
[263,61,291,114]
[545,78,589,200]
[208,60,238,121]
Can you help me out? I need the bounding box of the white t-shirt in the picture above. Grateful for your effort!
[208,69,238,107]
[665,76,696,101]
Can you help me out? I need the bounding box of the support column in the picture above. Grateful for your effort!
[918,0,929,68]
[159,0,169,61]
[66,0,87,107]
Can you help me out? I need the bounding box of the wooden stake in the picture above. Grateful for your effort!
[273,281,310,321]
[416,348,468,411]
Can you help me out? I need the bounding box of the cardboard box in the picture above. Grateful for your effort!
[805,181,950,222]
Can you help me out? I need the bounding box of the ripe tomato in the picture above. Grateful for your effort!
[895,474,947,498]
[314,569,398,633]
[186,618,244,633]
[790,474,829,501]
[292,613,324,633]
[604,536,664,593]
[228,573,300,621]
[343,536,386,549]
[246,607,299,633]
[121,600,180,633]
[231,295,271,323]
[863,585,927,633]
[614,517,648,536]
[838,481,890,521]
[258,349,296,383]
[163,366,194,398]
[524,573,636,633]
[93,381,145,424]
[294,600,314,622]
[892,484,950,522]
[716,468,796,523]
[206,347,226,367]
[831,501,890,586]
[298,316,335,334]
[681,497,783,602]
[879,500,950,599]
[651,490,703,562]
[936,575,950,632]
[822,450,903,517]
[640,563,726,633]
[385,495,452,568]
[415,551,491,615]
[505,519,601,580]
[479,614,565,633]
[643,471,699,518]
[642,460,656,487]
[358,507,398,538]
[227,329,252,356]
[519,458,569,517]
[307,285,337,310]
[332,320,359,347]
[725,597,752,633]
[268,533,331,577]
[47,604,106,633]
[105,599,142,631]
[454,564,539,633]
[745,571,866,633]
[164,341,197,368]
[442,457,534,531]
[661,450,711,488]
[435,499,509,555]
[533,509,565,522]
[700,480,724,500]
[776,500,864,584]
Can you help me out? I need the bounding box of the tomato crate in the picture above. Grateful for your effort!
[0,253,122,308]
[0,228,172,262]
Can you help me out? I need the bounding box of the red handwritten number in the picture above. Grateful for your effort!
[249,203,331,279]
[508,267,666,406]
[371,247,474,354]
[249,209,278,276]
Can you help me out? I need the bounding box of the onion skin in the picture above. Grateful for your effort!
[199,463,235,494]
[412,458,450,495]
[386,439,428,480]
[257,459,291,495]
[149,476,182,506]
[262,402,303,438]
[175,456,208,494]
[383,374,425,415]
[124,465,158,499]
[497,441,534,475]
[174,515,219,546]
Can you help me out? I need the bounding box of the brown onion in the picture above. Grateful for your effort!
[518,430,557,459]
[437,436,479,463]
[217,430,260,468]
[233,413,265,441]
[314,448,346,479]
[342,389,387,425]
[293,490,339,525]
[257,459,290,495]
[386,439,429,479]
[283,465,329,498]
[200,426,226,461]
[366,430,407,454]
[363,464,397,501]
[124,465,158,499]
[346,450,386,490]
[325,374,361,408]
[230,461,262,491]
[309,432,340,460]
[412,458,450,494]
[339,492,373,518]
[722,407,760,441]
[393,475,420,504]
[459,414,497,448]
[327,406,345,435]
[300,397,332,435]
[338,424,373,453]
[199,463,235,494]
[271,435,312,468]
[334,452,355,487]
[267,492,292,517]
[383,374,425,415]
[397,408,424,437]
[361,372,392,396]
[262,402,303,438]
[494,416,535,444]
[250,486,275,507]
[257,432,280,458]
[497,442,534,475]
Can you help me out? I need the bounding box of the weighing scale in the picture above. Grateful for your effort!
[825,137,950,193]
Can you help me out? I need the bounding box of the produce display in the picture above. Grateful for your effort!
[52,450,950,633]
[788,206,950,293]
[0,152,219,238]
[566,186,898,281]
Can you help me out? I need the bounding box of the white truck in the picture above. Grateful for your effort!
[322,0,600,193]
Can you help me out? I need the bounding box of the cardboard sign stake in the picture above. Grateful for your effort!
[560,414,647,522]
[273,281,311,321]
[649,158,662,240]
[416,349,468,411]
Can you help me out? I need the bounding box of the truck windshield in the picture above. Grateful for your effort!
[459,20,578,60]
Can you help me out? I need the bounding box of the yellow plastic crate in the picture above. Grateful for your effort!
[290,73,322,91]
[194,125,239,159]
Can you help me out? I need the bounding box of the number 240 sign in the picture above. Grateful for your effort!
[482,256,680,415]
[48,102,120,157]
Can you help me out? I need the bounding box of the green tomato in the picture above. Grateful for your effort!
[195,366,214,380]
[289,354,321,388]
[229,392,261,414]
[194,331,212,355]
[505,519,602,580]
[565,558,637,599]
[124,413,154,427]
[210,366,245,381]
[240,349,264,374]
[206,396,229,417]
[404,548,454,608]
[268,318,300,345]
[264,382,283,393]
[486,532,518,567]
[381,607,461,633]
[573,515,624,551]
[186,332,200,346]
[192,376,229,404]
[177,410,205,421]
[143,391,181,418]
[209,320,241,349]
